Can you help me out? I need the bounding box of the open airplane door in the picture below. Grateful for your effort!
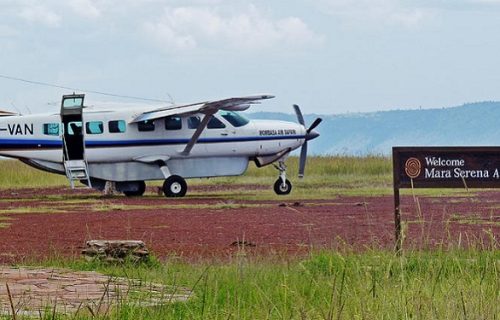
[60,94,91,188]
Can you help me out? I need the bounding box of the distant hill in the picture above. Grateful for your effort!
[247,101,500,155]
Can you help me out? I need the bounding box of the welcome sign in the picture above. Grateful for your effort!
[392,146,500,251]
[393,147,500,188]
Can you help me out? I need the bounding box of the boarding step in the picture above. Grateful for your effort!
[64,160,92,189]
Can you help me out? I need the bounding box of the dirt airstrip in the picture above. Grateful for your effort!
[0,186,498,263]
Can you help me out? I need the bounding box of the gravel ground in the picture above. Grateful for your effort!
[0,186,497,263]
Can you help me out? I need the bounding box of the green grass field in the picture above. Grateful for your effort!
[0,157,498,319]
[0,156,462,198]
[0,156,392,190]
[34,248,498,319]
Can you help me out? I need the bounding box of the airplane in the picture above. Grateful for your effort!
[0,94,321,197]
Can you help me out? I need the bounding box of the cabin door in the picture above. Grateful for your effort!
[60,94,85,161]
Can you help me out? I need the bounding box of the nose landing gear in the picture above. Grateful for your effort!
[273,160,292,195]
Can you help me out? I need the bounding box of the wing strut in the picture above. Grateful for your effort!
[181,112,216,155]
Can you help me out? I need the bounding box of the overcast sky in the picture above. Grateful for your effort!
[1,0,500,115]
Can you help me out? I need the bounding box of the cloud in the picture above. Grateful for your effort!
[314,0,434,27]
[316,0,500,26]
[0,25,18,38]
[18,4,61,27]
[411,0,500,9]
[143,5,324,52]
[67,0,101,19]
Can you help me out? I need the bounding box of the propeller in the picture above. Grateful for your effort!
[293,104,322,178]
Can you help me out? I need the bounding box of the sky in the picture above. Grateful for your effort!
[1,0,500,115]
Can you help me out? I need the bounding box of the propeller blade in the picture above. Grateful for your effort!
[307,117,322,134]
[298,141,308,178]
[293,104,305,126]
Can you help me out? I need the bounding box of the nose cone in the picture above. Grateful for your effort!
[306,129,320,141]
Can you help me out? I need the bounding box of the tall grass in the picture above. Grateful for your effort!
[0,160,67,188]
[40,248,499,319]
[193,156,393,196]
[245,155,392,177]
[0,156,393,192]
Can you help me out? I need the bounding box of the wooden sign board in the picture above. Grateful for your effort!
[394,146,500,189]
[392,146,500,251]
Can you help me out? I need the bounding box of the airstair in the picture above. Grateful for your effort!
[60,94,92,189]
[64,159,92,189]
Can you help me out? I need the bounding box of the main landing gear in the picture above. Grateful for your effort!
[121,176,188,198]
[163,175,187,197]
[123,181,146,197]
[273,160,292,195]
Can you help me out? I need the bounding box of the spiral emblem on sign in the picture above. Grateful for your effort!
[405,158,421,179]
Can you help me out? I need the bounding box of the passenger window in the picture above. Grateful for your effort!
[86,121,104,134]
[43,123,59,136]
[109,120,126,133]
[138,120,155,131]
[67,122,83,136]
[188,116,200,129]
[165,116,182,130]
[207,116,226,129]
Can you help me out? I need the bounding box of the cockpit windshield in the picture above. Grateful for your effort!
[219,110,250,127]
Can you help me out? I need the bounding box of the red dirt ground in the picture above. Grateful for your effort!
[0,186,498,263]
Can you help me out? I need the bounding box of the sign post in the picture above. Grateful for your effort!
[393,146,500,252]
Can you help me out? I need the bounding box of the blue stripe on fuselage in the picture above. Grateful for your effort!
[0,135,304,149]
[0,139,62,149]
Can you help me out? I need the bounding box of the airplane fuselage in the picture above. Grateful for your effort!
[0,107,306,182]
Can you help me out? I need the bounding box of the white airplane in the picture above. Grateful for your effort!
[0,94,321,197]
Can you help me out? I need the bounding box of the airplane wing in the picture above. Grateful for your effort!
[130,94,274,123]
[130,94,275,155]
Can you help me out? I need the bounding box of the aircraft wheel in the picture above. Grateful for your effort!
[123,181,146,197]
[274,179,292,195]
[163,175,187,197]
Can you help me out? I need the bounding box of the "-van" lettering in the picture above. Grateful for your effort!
[8,123,34,135]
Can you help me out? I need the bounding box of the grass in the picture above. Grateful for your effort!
[0,156,469,198]
[18,248,497,319]
[0,156,394,199]
[0,156,480,201]
[449,213,500,227]
[0,206,69,215]
[0,216,11,228]
[0,159,67,188]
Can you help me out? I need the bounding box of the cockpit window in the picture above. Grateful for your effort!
[207,116,226,129]
[220,111,249,127]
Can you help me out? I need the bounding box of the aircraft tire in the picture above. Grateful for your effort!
[123,181,146,197]
[163,175,187,197]
[274,179,292,195]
